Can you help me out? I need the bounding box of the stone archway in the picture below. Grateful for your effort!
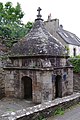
[22,76,32,100]
[55,75,62,98]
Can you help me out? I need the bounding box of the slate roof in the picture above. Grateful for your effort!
[11,8,66,57]
[57,27,80,46]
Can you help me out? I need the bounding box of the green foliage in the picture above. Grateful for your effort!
[70,55,80,73]
[0,2,24,24]
[25,22,33,33]
[53,108,64,116]
[38,115,46,120]
[0,2,33,47]
[65,46,69,55]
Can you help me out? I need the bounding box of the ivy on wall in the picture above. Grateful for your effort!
[70,56,80,73]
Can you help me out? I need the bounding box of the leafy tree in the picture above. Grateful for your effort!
[0,2,33,47]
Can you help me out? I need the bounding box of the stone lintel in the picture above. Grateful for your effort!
[9,55,69,59]
[4,67,54,71]
[4,66,73,70]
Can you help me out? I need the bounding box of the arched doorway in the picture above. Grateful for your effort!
[22,76,32,100]
[55,75,62,98]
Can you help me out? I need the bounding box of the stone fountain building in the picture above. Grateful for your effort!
[4,7,73,103]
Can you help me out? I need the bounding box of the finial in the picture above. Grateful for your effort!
[35,7,43,21]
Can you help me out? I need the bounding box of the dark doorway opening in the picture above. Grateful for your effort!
[22,76,32,100]
[55,75,62,98]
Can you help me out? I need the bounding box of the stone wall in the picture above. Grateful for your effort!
[0,68,5,99]
[0,59,6,99]
[1,93,80,120]
[4,56,73,103]
[73,73,80,92]
[0,43,9,99]
[4,69,53,103]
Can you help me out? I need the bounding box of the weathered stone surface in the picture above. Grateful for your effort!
[0,66,6,99]
[0,93,80,120]
[10,9,66,57]
[73,73,80,92]
[3,8,73,104]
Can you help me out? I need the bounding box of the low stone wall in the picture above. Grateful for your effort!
[1,93,80,120]
[73,73,80,92]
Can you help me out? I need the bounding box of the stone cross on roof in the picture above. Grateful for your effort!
[36,7,42,20]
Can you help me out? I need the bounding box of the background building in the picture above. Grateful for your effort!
[44,16,80,56]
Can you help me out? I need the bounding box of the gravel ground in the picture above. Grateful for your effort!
[0,97,35,119]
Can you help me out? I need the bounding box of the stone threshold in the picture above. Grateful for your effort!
[1,92,80,120]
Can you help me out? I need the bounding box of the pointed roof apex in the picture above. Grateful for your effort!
[35,7,43,21]
[11,7,66,56]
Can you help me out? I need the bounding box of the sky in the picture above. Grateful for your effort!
[1,0,80,37]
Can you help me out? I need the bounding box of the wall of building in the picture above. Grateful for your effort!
[68,44,80,56]
[4,56,73,103]
[4,69,54,103]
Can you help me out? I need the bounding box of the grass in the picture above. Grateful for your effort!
[53,108,64,116]
[38,115,46,120]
